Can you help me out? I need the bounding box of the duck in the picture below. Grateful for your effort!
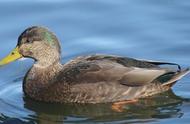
[0,26,189,104]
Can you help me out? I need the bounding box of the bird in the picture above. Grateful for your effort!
[0,26,189,104]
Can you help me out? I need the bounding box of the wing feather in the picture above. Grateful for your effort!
[62,55,177,87]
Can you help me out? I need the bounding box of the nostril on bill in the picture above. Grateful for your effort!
[11,52,15,55]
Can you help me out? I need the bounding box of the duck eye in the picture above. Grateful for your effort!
[26,39,32,44]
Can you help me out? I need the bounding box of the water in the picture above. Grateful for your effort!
[0,0,190,123]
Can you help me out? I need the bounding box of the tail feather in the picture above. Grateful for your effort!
[162,68,190,87]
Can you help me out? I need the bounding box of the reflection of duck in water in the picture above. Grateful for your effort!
[0,90,186,124]
[0,26,189,104]
[23,90,185,123]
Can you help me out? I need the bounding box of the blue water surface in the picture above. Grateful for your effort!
[0,0,190,124]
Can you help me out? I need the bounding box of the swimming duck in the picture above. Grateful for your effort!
[0,26,189,104]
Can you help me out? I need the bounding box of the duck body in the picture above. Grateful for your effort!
[24,54,189,103]
[0,26,189,103]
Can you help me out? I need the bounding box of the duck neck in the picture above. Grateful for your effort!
[34,59,61,69]
[26,60,63,84]
[34,50,61,68]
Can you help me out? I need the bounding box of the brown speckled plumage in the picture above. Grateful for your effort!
[6,26,190,103]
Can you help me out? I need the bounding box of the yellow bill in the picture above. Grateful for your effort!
[0,46,22,66]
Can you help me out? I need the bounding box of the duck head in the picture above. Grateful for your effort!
[0,26,61,67]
